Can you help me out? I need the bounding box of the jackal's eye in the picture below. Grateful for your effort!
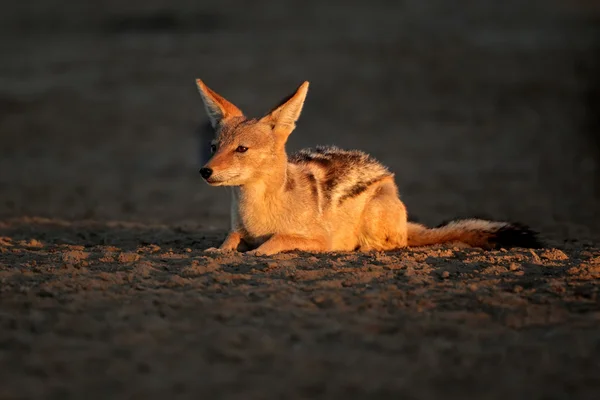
[235,146,248,153]
[210,144,216,153]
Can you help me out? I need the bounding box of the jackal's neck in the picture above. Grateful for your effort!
[239,153,290,203]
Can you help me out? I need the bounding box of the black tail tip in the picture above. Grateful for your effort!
[492,223,544,249]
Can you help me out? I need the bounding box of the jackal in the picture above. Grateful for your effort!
[196,80,542,255]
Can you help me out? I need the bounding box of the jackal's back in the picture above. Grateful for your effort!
[289,145,393,209]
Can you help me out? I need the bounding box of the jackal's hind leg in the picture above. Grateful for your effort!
[357,182,408,251]
[247,234,329,256]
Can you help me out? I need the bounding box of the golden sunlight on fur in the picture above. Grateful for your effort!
[195,80,542,255]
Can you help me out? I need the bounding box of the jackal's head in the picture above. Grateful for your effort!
[196,79,309,186]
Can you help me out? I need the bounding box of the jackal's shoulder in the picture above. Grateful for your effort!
[289,145,393,206]
[290,145,386,170]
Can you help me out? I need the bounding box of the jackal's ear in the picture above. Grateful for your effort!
[261,81,309,135]
[196,79,243,128]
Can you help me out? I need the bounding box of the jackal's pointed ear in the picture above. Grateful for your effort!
[196,79,243,128]
[261,81,309,134]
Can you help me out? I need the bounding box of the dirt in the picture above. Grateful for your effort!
[1,0,600,399]
[0,218,599,399]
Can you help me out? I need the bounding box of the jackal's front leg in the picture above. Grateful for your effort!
[205,230,245,253]
[247,234,329,256]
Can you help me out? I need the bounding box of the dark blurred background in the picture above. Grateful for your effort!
[1,0,599,244]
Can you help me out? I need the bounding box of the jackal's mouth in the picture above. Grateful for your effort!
[204,174,239,186]
[204,177,223,185]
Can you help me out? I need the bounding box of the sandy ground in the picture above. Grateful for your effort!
[1,218,600,399]
[1,0,600,398]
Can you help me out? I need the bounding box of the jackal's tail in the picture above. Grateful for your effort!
[407,219,543,249]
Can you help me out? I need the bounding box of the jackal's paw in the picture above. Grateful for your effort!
[245,248,277,256]
[244,249,265,257]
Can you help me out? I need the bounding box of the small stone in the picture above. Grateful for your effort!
[25,239,43,248]
[62,250,89,264]
[540,249,569,261]
[513,285,524,293]
[118,252,140,263]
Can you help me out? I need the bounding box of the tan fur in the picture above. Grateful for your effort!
[196,80,537,255]
[407,220,507,249]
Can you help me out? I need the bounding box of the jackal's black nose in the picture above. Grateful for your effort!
[199,167,213,179]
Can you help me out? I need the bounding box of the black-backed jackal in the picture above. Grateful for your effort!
[196,80,542,255]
